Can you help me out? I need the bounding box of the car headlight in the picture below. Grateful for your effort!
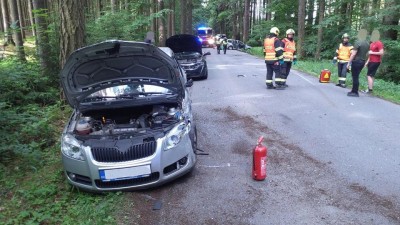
[164,122,190,150]
[61,134,85,161]
[208,39,215,44]
[195,61,204,67]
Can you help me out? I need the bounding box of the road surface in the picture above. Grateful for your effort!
[118,49,400,225]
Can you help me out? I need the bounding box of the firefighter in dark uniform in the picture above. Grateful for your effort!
[263,27,284,89]
[222,37,228,54]
[215,37,221,54]
[333,33,353,88]
[281,29,297,87]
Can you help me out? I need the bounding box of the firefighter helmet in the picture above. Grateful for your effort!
[342,33,350,39]
[270,27,279,35]
[286,29,295,35]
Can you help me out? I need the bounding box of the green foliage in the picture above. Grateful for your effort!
[0,57,122,224]
[0,58,60,165]
[86,9,171,44]
[0,58,58,106]
[249,20,297,46]
[380,39,400,83]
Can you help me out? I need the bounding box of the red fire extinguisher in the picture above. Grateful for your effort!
[253,136,267,181]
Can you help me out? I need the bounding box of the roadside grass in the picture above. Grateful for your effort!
[0,58,124,224]
[246,47,400,104]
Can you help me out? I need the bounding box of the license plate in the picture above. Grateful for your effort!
[99,165,151,181]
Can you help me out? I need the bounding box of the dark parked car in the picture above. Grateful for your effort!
[60,40,197,192]
[166,34,210,80]
[227,39,252,50]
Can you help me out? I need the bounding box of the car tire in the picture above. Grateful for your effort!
[191,125,198,151]
[228,46,233,50]
[202,68,208,80]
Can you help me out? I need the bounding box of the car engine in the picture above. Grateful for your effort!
[73,104,182,136]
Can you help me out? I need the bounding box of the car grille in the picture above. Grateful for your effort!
[95,172,160,188]
[91,141,156,163]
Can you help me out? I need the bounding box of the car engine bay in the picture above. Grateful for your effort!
[72,104,182,137]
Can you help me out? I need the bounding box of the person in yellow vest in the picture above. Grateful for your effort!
[263,27,284,89]
[332,33,353,88]
[222,37,228,54]
[281,29,297,87]
[215,37,221,54]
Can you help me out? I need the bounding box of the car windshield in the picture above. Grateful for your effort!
[175,52,201,60]
[83,84,174,102]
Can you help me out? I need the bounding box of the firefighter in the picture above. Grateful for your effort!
[333,33,353,88]
[281,29,297,87]
[263,27,284,89]
[222,37,228,54]
[215,37,222,54]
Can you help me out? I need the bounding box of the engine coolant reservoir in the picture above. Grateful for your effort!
[75,117,92,135]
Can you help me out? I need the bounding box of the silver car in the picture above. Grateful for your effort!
[60,40,197,192]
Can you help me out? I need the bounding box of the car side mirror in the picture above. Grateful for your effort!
[203,52,211,56]
[185,79,194,87]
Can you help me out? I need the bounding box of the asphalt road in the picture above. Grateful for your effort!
[119,49,400,225]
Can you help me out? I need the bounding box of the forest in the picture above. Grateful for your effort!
[0,0,399,224]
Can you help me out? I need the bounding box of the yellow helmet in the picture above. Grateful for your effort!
[286,29,295,35]
[270,27,279,35]
[342,33,350,39]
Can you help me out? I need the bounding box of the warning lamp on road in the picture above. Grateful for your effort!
[319,69,331,83]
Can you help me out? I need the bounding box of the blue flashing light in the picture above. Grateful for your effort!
[198,37,203,42]
[198,27,207,30]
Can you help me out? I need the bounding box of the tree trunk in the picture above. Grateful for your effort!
[110,0,116,13]
[315,0,324,60]
[158,0,165,46]
[306,0,314,26]
[167,0,175,37]
[27,0,35,36]
[59,0,86,67]
[9,0,25,61]
[186,0,192,34]
[243,0,250,42]
[16,0,25,39]
[179,0,186,34]
[151,0,157,34]
[382,0,399,40]
[1,0,13,45]
[297,0,306,58]
[33,0,53,75]
[251,0,255,32]
[266,0,271,20]
[0,3,3,33]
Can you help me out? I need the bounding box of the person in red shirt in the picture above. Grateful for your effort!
[364,29,384,93]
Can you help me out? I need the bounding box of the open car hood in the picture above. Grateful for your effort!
[165,34,203,55]
[60,40,183,108]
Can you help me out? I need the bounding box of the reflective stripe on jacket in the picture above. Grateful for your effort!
[264,37,281,61]
[336,43,353,62]
[282,38,296,61]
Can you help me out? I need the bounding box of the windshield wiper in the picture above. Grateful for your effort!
[117,92,175,99]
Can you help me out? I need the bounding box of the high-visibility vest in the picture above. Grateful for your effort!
[282,38,296,61]
[336,43,353,62]
[216,39,221,45]
[264,37,277,61]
